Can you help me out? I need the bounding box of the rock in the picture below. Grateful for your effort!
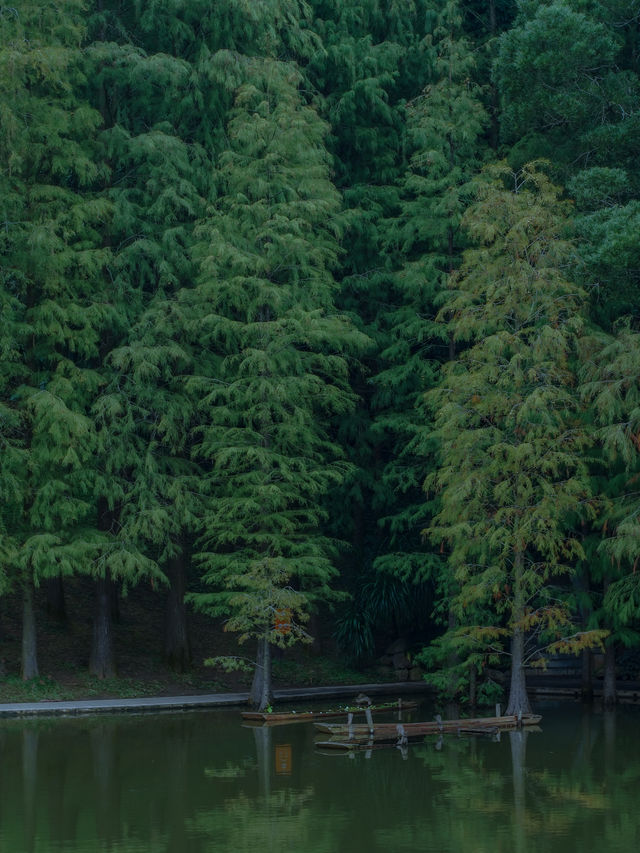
[409,666,423,682]
[377,665,394,678]
[379,654,393,667]
[392,652,410,670]
[395,668,409,681]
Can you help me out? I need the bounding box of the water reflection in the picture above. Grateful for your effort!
[0,705,639,852]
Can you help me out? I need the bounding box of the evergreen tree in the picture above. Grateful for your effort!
[425,162,601,715]
[305,0,435,653]
[83,0,224,675]
[495,1,640,321]
[185,59,367,709]
[0,0,111,678]
[580,326,640,704]
[370,0,488,633]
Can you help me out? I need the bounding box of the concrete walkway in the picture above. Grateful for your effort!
[0,681,431,718]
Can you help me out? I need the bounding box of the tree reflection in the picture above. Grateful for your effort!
[2,710,640,853]
[188,788,344,853]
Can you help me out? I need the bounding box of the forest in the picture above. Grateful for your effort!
[2,0,640,713]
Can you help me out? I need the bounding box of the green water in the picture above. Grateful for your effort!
[1,701,638,852]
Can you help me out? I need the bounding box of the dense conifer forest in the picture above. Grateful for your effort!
[2,0,640,712]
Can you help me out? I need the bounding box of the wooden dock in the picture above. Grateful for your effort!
[315,712,542,750]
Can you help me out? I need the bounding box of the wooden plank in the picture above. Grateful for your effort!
[314,713,542,738]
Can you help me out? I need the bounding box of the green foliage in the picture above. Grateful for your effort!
[186,58,367,653]
[371,0,489,605]
[424,162,597,705]
[0,0,110,592]
[496,2,620,145]
[4,0,640,691]
[580,325,640,633]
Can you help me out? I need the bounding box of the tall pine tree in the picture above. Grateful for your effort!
[1,0,111,678]
[186,59,367,709]
[426,163,600,715]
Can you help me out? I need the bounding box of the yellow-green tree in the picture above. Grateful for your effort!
[426,162,603,715]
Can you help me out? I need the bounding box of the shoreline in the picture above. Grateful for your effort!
[2,677,639,719]
[0,681,431,718]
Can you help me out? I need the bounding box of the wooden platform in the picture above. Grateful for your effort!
[315,713,542,750]
[242,699,417,725]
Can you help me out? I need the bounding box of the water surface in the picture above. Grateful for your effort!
[1,700,638,852]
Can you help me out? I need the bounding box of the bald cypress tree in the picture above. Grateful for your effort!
[426,163,600,715]
[186,59,367,709]
[0,0,111,678]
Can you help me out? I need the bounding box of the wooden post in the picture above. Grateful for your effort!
[365,707,374,734]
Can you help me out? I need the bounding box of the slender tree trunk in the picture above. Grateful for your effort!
[506,551,532,716]
[581,648,593,700]
[506,625,531,716]
[602,576,617,707]
[446,606,458,699]
[249,637,272,711]
[90,568,116,678]
[603,639,617,708]
[164,549,191,672]
[22,576,39,680]
[573,566,593,699]
[468,663,477,709]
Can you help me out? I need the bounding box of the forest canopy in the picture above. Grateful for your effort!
[2,0,640,712]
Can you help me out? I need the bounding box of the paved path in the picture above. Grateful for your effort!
[0,681,431,718]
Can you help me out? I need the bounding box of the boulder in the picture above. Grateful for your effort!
[409,666,424,682]
[385,638,407,655]
[392,652,410,670]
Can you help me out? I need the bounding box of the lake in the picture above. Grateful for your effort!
[0,699,638,852]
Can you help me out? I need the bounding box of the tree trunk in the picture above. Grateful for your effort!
[90,569,116,678]
[468,663,477,709]
[249,637,272,711]
[164,550,191,672]
[45,574,66,622]
[581,648,593,701]
[22,576,39,680]
[603,639,617,708]
[506,625,532,716]
[506,551,532,716]
[573,567,593,699]
[446,606,458,699]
